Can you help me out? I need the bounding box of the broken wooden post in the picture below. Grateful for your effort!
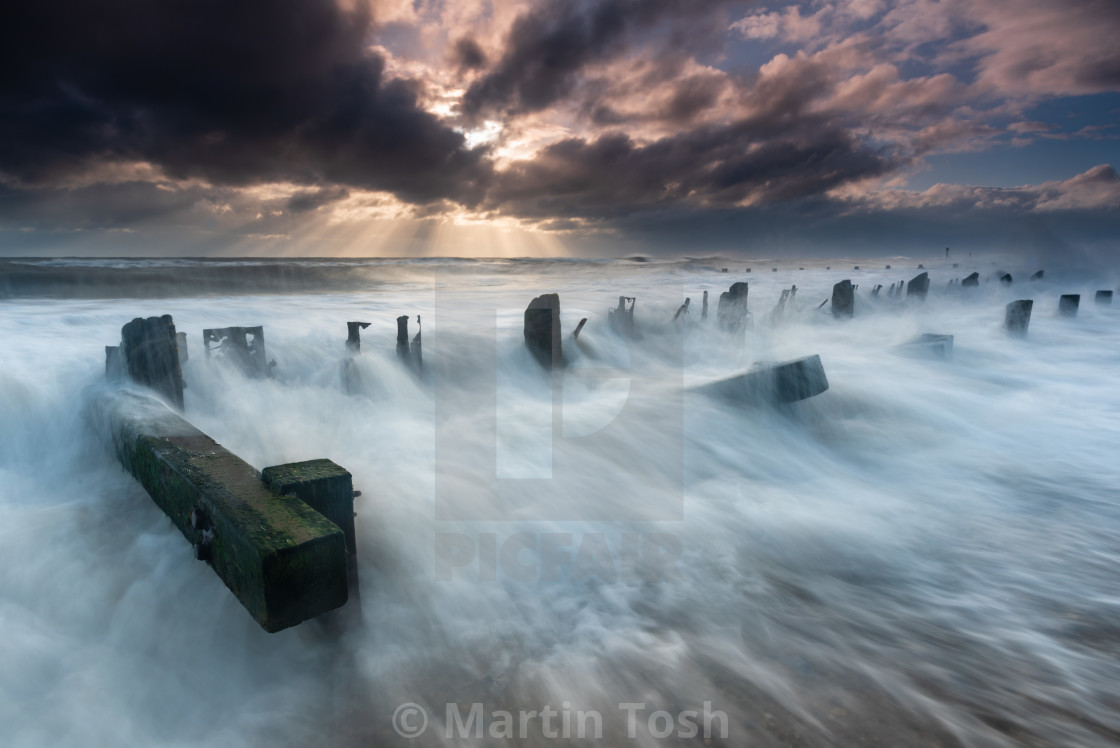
[716,282,749,331]
[608,296,638,338]
[1030,270,1044,281]
[572,318,588,339]
[961,272,979,287]
[120,315,185,409]
[832,279,854,318]
[263,460,359,603]
[396,315,411,362]
[202,326,272,378]
[871,284,882,296]
[700,355,829,404]
[1059,294,1080,317]
[94,390,348,632]
[347,321,371,353]
[1095,290,1112,305]
[701,290,709,321]
[1005,299,1033,336]
[907,272,930,299]
[524,293,562,369]
[673,297,691,321]
[1000,273,1013,285]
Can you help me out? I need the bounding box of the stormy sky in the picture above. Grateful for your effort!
[1,0,1118,258]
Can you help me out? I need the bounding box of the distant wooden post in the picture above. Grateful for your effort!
[1005,299,1033,336]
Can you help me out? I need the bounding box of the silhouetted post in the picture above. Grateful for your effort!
[1059,294,1080,317]
[832,279,854,318]
[347,321,370,353]
[1030,270,1044,281]
[716,282,749,331]
[673,297,691,321]
[1005,300,1033,336]
[396,315,411,364]
[120,315,185,409]
[701,290,708,321]
[962,272,979,287]
[907,272,930,299]
[572,318,588,339]
[202,326,272,378]
[524,293,562,369]
[1095,290,1112,305]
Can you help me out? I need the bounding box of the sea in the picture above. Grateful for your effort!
[1,256,1119,747]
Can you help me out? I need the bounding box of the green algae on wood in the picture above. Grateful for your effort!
[94,389,348,632]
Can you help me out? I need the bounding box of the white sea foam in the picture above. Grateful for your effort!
[1,258,1119,747]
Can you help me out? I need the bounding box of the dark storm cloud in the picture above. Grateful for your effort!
[452,37,489,71]
[0,0,490,203]
[461,0,732,119]
[487,120,897,220]
[286,185,351,213]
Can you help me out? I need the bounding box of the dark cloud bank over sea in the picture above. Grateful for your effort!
[1,0,1119,257]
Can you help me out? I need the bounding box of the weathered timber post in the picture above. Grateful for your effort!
[701,290,709,321]
[202,326,272,378]
[907,272,930,299]
[609,296,638,337]
[716,282,749,331]
[1030,270,1044,281]
[674,298,691,321]
[263,460,360,603]
[1059,294,1080,317]
[525,293,562,369]
[120,315,185,408]
[1096,290,1113,305]
[699,355,829,404]
[832,280,854,318]
[572,318,588,339]
[94,390,349,632]
[1000,273,1013,285]
[347,321,371,353]
[962,272,979,287]
[1005,299,1033,336]
[396,315,411,363]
